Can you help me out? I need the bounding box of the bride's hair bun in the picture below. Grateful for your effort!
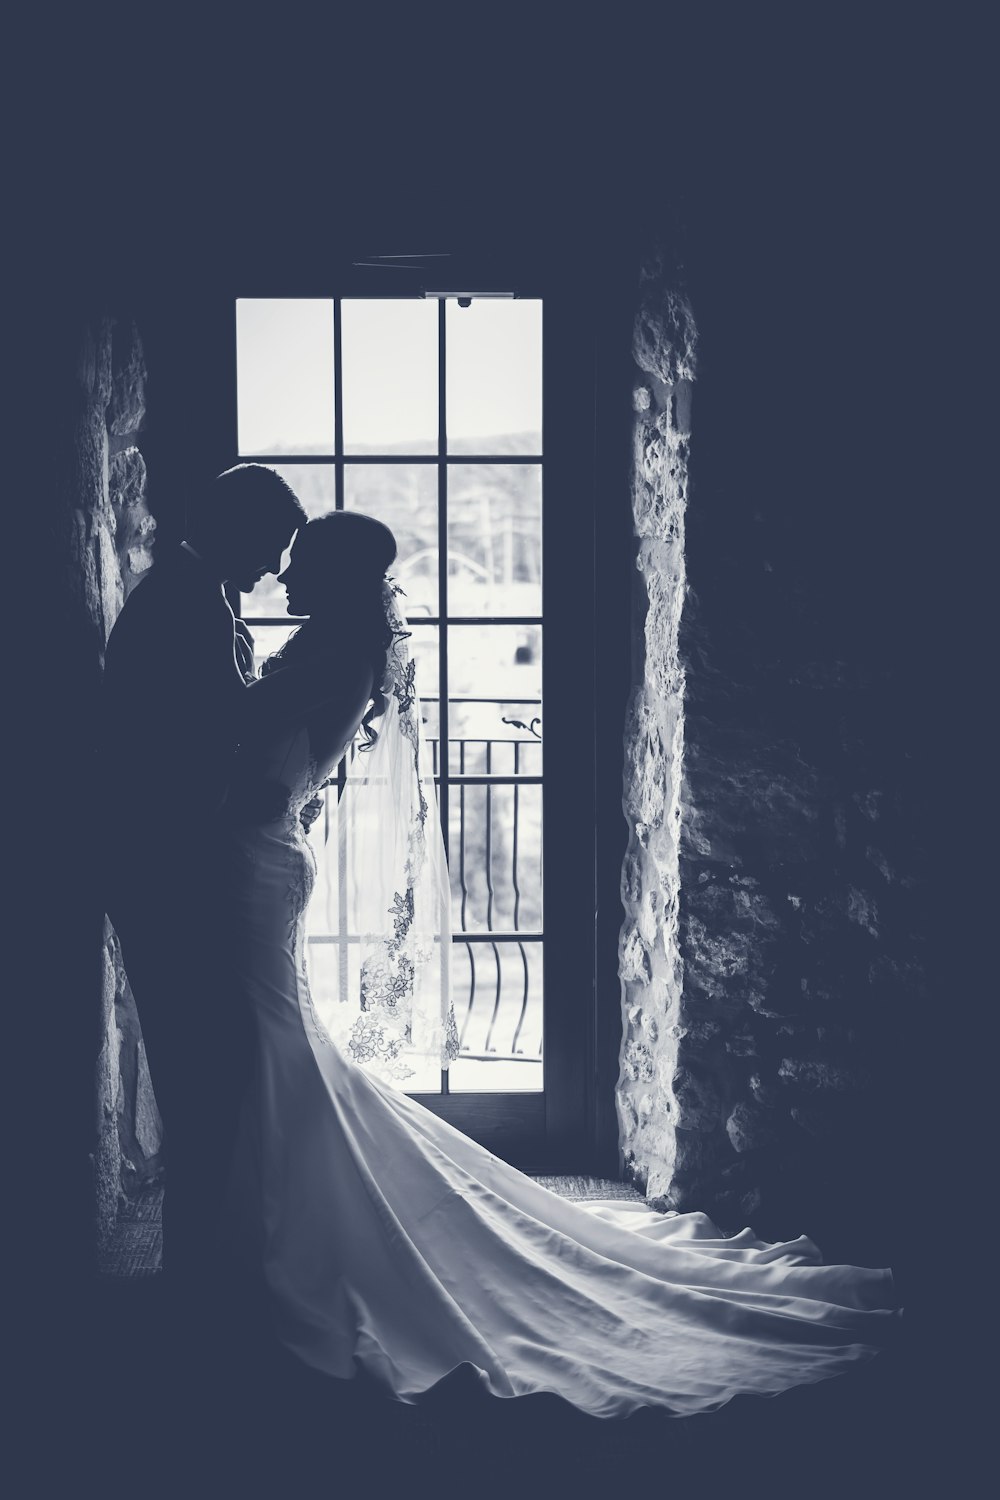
[300,510,397,581]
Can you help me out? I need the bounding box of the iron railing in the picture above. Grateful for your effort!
[306,712,542,1065]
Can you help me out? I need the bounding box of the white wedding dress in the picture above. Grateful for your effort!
[225,704,899,1421]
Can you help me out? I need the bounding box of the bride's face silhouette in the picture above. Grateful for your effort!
[277,534,343,618]
[278,514,397,618]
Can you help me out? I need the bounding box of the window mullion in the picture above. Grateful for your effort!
[333,298,349,1006]
[333,298,344,506]
[438,296,450,1096]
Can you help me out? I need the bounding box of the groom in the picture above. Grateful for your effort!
[102,463,306,1316]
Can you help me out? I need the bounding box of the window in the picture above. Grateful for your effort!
[235,296,547,1113]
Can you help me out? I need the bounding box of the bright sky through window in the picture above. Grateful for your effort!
[237,297,542,455]
[446,299,542,451]
[342,299,438,452]
[236,300,335,455]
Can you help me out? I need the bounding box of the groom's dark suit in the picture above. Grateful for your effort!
[103,544,257,1297]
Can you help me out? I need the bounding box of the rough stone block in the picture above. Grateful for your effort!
[778,1057,868,1093]
[134,1039,163,1159]
[846,886,880,938]
[108,319,147,436]
[109,445,147,518]
[749,1071,780,1107]
[632,262,698,386]
[724,1028,758,1057]
[670,1068,723,1133]
[726,1101,779,1154]
[127,545,154,578]
[95,512,124,644]
[94,938,123,1247]
[622,1037,656,1085]
[620,923,652,984]
[109,445,155,600]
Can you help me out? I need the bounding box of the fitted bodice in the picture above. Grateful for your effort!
[232,720,354,841]
[250,725,323,818]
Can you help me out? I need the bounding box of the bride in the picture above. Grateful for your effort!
[223,509,899,1420]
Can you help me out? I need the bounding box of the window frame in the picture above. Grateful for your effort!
[232,286,601,1171]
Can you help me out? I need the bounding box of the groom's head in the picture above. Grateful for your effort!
[188,465,307,591]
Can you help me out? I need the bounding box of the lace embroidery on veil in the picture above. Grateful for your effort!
[343,583,460,1079]
[259,582,458,1082]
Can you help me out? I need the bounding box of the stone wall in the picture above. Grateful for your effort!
[616,254,696,1205]
[67,313,163,1242]
[617,252,927,1246]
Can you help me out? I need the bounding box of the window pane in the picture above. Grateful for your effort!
[447,623,541,705]
[272,464,337,519]
[239,466,336,618]
[446,300,542,455]
[447,722,541,774]
[449,783,542,935]
[447,940,543,1092]
[342,300,438,454]
[447,621,542,772]
[403,623,440,760]
[448,465,541,617]
[237,300,335,456]
[344,465,439,619]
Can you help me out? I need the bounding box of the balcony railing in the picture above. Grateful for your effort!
[305,707,543,1076]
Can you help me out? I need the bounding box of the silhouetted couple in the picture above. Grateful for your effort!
[102,463,898,1416]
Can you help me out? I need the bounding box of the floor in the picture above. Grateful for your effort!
[28,1183,937,1498]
